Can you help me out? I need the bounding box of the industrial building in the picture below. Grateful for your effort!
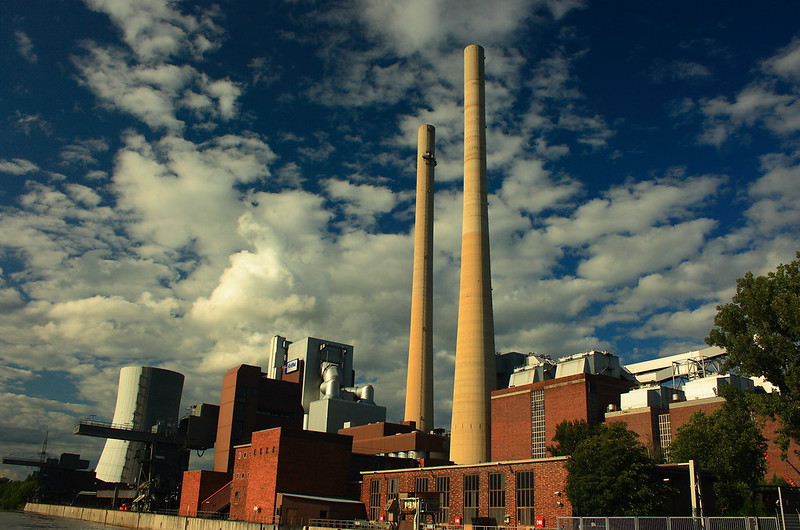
[211,336,387,476]
[609,347,800,487]
[72,366,218,510]
[491,350,637,461]
[179,43,799,526]
[60,42,797,526]
[180,334,400,521]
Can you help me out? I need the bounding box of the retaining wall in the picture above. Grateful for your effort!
[24,503,281,530]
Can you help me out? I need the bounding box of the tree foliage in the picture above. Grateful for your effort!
[668,387,767,515]
[0,476,37,510]
[706,251,800,450]
[548,419,596,456]
[565,422,670,516]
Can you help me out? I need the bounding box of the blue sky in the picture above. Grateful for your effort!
[1,0,799,478]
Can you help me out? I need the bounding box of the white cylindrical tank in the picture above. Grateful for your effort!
[95,366,184,484]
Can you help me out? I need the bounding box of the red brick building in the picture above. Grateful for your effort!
[491,357,636,461]
[606,377,800,486]
[360,458,572,527]
[339,421,449,465]
[180,469,232,517]
[213,364,304,474]
[228,427,366,524]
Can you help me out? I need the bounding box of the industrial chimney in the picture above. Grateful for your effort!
[404,124,436,432]
[450,44,496,464]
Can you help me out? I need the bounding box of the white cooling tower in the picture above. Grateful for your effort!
[95,366,184,484]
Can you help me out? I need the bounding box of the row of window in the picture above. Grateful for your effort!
[237,445,277,459]
[368,471,535,525]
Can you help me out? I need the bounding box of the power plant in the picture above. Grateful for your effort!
[16,44,800,528]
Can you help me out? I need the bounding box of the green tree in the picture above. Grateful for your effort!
[565,422,670,516]
[0,476,37,510]
[668,387,767,515]
[706,252,800,450]
[548,419,596,456]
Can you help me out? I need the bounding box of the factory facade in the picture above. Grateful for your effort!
[178,43,798,525]
[360,458,571,528]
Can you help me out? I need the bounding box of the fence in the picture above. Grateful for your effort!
[308,519,391,529]
[305,511,796,530]
[557,517,781,530]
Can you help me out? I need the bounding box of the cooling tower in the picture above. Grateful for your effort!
[450,44,496,464]
[95,366,184,484]
[404,124,436,432]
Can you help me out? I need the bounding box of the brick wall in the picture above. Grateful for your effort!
[491,388,533,461]
[178,469,230,516]
[668,397,724,438]
[360,458,571,526]
[229,427,355,523]
[605,407,663,454]
[491,373,634,460]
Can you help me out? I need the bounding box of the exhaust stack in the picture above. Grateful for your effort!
[450,44,496,464]
[404,124,436,432]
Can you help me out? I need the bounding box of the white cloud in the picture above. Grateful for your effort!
[73,46,192,132]
[699,37,800,145]
[545,176,723,246]
[745,153,800,232]
[0,158,39,175]
[356,0,584,56]
[111,132,275,273]
[14,30,37,63]
[324,179,402,230]
[59,138,109,167]
[83,0,223,62]
[578,219,717,284]
[762,38,800,82]
[12,112,53,136]
[632,303,719,340]
[497,158,580,214]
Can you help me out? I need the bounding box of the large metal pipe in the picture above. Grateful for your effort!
[404,124,436,432]
[450,44,496,464]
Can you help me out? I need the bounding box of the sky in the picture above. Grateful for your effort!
[1,0,799,479]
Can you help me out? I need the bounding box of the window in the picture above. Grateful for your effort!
[387,478,399,502]
[516,471,535,525]
[489,473,506,524]
[415,477,428,493]
[369,480,381,521]
[436,476,450,524]
[464,474,479,523]
[531,389,546,458]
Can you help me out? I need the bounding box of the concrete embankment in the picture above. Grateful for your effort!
[24,502,278,530]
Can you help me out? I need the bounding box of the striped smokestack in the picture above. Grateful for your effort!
[404,124,436,432]
[450,44,496,464]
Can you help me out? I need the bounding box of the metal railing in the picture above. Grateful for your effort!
[557,517,780,530]
[308,519,391,529]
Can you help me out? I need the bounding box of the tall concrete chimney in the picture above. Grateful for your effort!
[450,44,495,465]
[404,124,436,432]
